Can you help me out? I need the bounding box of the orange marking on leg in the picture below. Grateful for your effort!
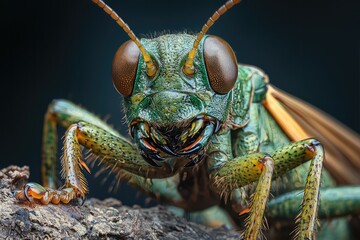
[305,145,317,160]
[257,156,272,172]
[239,208,251,216]
[257,162,265,172]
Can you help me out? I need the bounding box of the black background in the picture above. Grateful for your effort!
[1,0,359,206]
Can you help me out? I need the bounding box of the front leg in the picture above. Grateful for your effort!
[15,121,173,204]
[210,138,323,240]
[41,99,123,189]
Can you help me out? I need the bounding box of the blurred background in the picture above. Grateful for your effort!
[1,0,359,206]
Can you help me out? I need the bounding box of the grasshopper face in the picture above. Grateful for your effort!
[112,33,238,168]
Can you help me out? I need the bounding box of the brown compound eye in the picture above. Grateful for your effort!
[112,40,140,97]
[204,36,238,94]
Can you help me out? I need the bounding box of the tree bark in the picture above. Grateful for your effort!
[0,165,240,239]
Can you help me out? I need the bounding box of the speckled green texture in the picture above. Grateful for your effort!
[295,141,323,239]
[42,111,57,189]
[75,122,172,178]
[243,157,274,240]
[230,65,253,127]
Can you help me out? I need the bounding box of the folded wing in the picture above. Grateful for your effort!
[263,85,360,185]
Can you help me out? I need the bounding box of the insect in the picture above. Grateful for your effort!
[14,0,360,239]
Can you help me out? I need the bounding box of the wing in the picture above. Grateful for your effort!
[263,85,360,185]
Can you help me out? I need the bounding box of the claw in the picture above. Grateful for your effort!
[14,183,85,205]
[24,185,31,201]
[178,123,215,155]
[23,182,46,201]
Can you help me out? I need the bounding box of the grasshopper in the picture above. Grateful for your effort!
[15,0,360,239]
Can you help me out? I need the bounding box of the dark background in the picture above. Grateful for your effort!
[1,0,359,206]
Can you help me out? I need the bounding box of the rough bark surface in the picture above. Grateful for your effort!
[0,165,240,240]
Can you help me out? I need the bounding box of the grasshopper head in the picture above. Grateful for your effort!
[113,34,238,168]
[92,0,241,169]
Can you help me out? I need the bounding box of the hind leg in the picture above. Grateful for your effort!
[267,186,360,239]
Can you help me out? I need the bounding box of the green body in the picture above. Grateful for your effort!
[16,34,360,239]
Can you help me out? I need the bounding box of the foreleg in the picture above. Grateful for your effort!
[41,99,122,188]
[15,121,173,204]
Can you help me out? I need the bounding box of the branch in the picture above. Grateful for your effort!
[0,165,240,239]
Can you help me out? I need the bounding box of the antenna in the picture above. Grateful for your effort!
[92,0,157,77]
[183,0,241,76]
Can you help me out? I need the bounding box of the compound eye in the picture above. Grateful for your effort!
[112,40,140,97]
[204,36,238,94]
